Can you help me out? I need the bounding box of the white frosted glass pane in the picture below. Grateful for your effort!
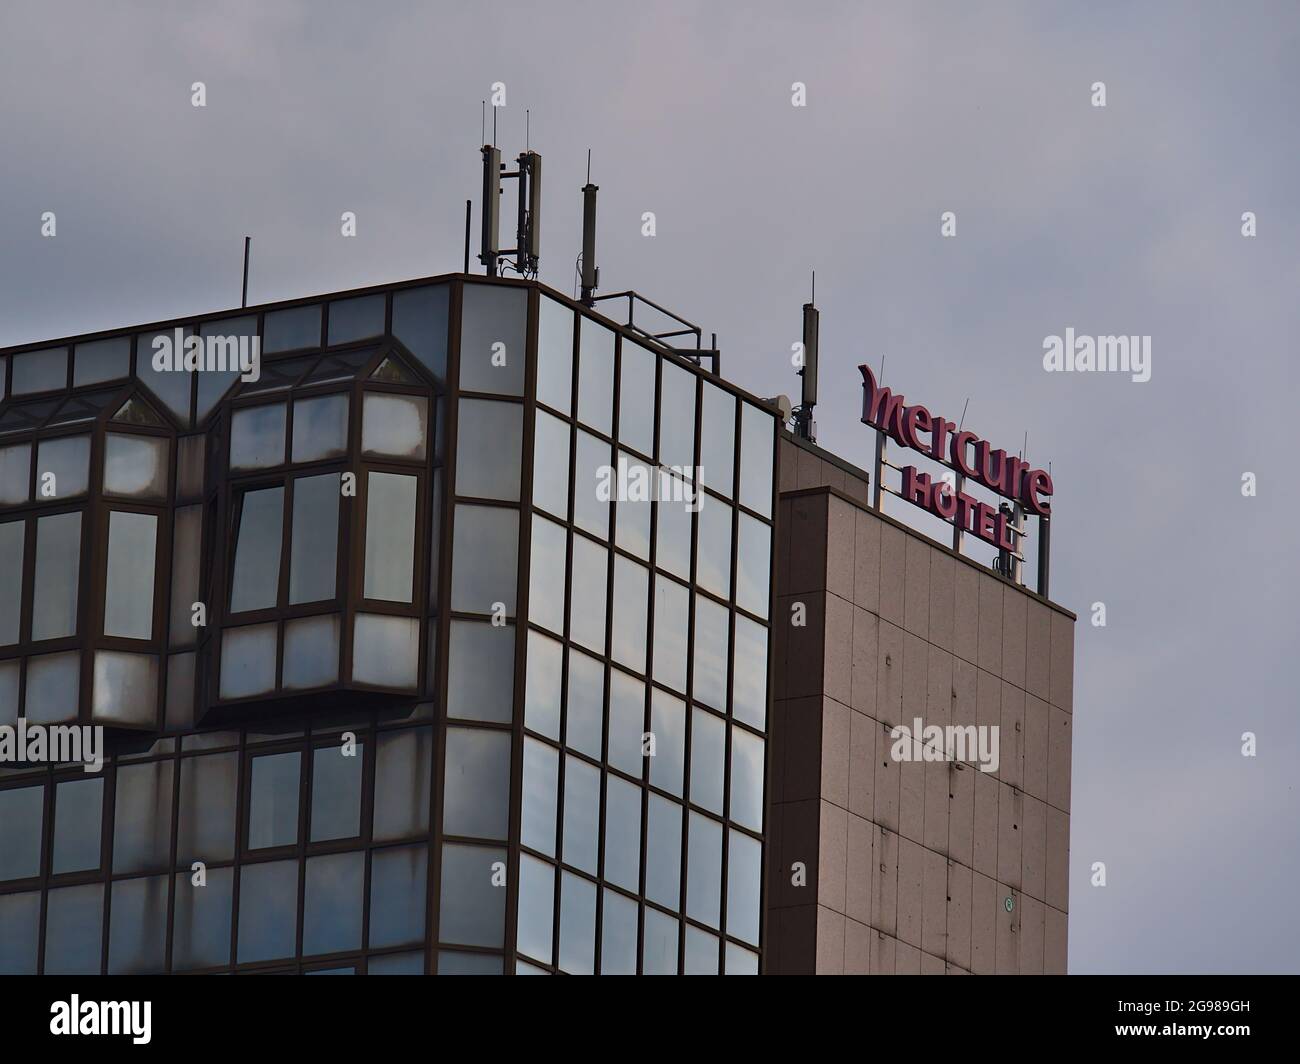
[103,434,168,498]
[364,472,416,602]
[282,614,339,689]
[229,404,286,470]
[0,444,31,505]
[104,511,157,639]
[452,505,518,616]
[36,435,89,499]
[291,394,348,462]
[456,399,521,501]
[362,393,427,459]
[24,652,80,724]
[459,283,527,395]
[352,614,419,689]
[92,652,157,725]
[220,624,277,699]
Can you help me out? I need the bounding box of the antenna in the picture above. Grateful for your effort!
[479,144,502,275]
[241,237,251,308]
[463,199,471,273]
[793,272,819,441]
[580,150,599,306]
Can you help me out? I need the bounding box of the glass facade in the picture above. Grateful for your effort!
[0,275,777,974]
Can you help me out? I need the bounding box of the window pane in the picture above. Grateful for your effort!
[107,875,167,974]
[645,794,682,909]
[237,860,298,963]
[172,866,233,970]
[564,649,603,759]
[177,435,204,497]
[727,830,762,945]
[44,884,103,974]
[23,651,79,724]
[569,536,607,654]
[219,623,277,698]
[537,298,573,414]
[685,925,719,974]
[697,498,732,600]
[328,294,385,343]
[32,511,81,640]
[446,621,514,722]
[700,383,735,496]
[601,889,638,974]
[517,853,554,963]
[0,785,44,881]
[0,659,16,726]
[607,671,645,777]
[561,756,599,875]
[104,511,156,639]
[364,472,416,601]
[686,812,723,927]
[526,516,565,634]
[614,458,652,562]
[311,741,363,841]
[91,651,158,725]
[558,872,596,974]
[732,615,768,730]
[443,727,510,839]
[690,708,725,815]
[373,726,432,841]
[303,851,364,955]
[283,612,340,690]
[739,403,775,517]
[13,347,67,394]
[451,505,517,615]
[74,337,130,386]
[655,482,692,580]
[576,316,614,435]
[642,907,678,975]
[248,750,301,850]
[459,284,526,395]
[286,473,340,604]
[263,304,321,352]
[726,940,759,974]
[291,393,348,462]
[369,843,428,948]
[113,760,173,874]
[362,392,427,460]
[573,430,611,539]
[369,950,425,974]
[693,595,729,712]
[604,776,641,892]
[658,360,696,473]
[103,433,167,498]
[0,521,24,645]
[169,506,201,646]
[524,629,562,739]
[177,752,238,865]
[230,487,283,613]
[521,737,558,856]
[139,329,194,422]
[736,512,771,618]
[649,689,685,796]
[618,340,656,457]
[531,410,570,519]
[392,285,449,380]
[230,403,286,469]
[439,843,507,947]
[456,399,521,501]
[651,576,688,693]
[730,727,766,831]
[352,613,420,688]
[36,435,89,499]
[439,951,503,974]
[0,892,41,974]
[0,443,30,505]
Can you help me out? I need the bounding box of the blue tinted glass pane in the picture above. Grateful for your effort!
[536,298,573,414]
[520,738,558,857]
[368,950,425,974]
[107,875,167,973]
[645,795,681,909]
[690,708,725,815]
[558,872,596,974]
[564,650,603,759]
[576,316,615,435]
[237,860,299,963]
[369,844,427,949]
[617,341,655,457]
[52,777,103,874]
[726,830,762,946]
[730,727,765,831]
[438,951,503,975]
[44,884,103,974]
[516,854,554,964]
[561,757,599,875]
[138,329,194,423]
[392,285,449,380]
[439,844,506,948]
[442,728,510,839]
[642,907,678,975]
[12,347,67,394]
[739,403,775,517]
[0,785,44,881]
[328,294,385,344]
[373,726,433,841]
[685,925,719,974]
[248,751,301,849]
[263,305,321,353]
[177,752,238,865]
[74,337,130,387]
[311,742,363,841]
[0,891,40,973]
[229,487,284,612]
[649,690,685,796]
[600,890,638,975]
[173,866,233,970]
[686,813,722,928]
[303,851,364,955]
[459,284,526,394]
[726,940,759,974]
[603,776,641,893]
[112,760,173,874]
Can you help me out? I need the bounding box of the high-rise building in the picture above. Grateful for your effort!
[0,271,1072,976]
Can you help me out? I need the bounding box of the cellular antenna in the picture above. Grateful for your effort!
[477,136,542,278]
[580,150,599,307]
[793,272,819,441]
[241,237,251,308]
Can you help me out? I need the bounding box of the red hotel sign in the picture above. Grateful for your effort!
[858,365,1054,552]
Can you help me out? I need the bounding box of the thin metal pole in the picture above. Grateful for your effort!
[241,237,250,308]
[463,199,471,273]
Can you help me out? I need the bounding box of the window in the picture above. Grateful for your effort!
[456,399,521,501]
[291,394,348,462]
[104,511,157,639]
[362,393,427,459]
[536,299,573,415]
[618,341,656,457]
[289,474,340,604]
[739,402,775,517]
[229,404,286,470]
[460,284,527,395]
[229,487,283,613]
[658,360,696,473]
[32,511,81,640]
[103,433,168,498]
[576,317,615,435]
[363,472,416,601]
[248,750,301,850]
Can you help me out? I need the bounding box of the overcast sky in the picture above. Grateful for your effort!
[2,0,1296,973]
